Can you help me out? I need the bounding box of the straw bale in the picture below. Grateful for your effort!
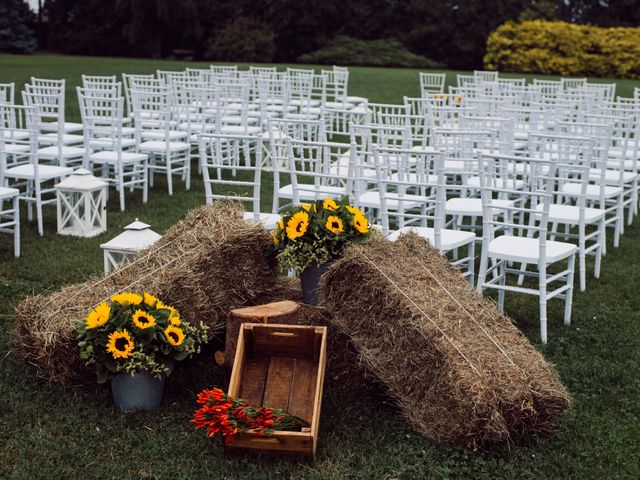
[320,233,571,449]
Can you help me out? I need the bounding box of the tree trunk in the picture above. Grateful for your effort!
[216,300,301,369]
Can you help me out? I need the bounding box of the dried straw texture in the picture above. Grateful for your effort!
[320,233,571,449]
[15,203,279,384]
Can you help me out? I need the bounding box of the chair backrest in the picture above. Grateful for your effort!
[130,87,174,141]
[0,103,39,183]
[198,133,264,215]
[0,83,15,104]
[122,73,156,116]
[82,74,117,90]
[283,139,355,208]
[77,87,126,152]
[561,77,587,91]
[474,70,499,82]
[419,72,446,96]
[372,145,445,242]
[322,69,349,105]
[478,153,558,256]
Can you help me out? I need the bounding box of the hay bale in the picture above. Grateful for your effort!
[15,202,279,384]
[320,233,571,449]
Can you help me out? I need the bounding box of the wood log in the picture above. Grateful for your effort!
[215,300,300,368]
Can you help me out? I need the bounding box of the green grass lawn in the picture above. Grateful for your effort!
[1,54,640,479]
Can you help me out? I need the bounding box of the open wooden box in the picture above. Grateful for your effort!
[226,323,327,458]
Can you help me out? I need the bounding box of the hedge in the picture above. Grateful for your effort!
[484,20,640,79]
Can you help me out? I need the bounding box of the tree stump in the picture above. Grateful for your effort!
[215,300,301,368]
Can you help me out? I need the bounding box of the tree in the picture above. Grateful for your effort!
[0,0,37,53]
[205,17,276,62]
[399,0,524,70]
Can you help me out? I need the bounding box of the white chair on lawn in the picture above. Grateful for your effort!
[0,186,20,257]
[476,154,576,344]
[22,90,85,167]
[419,72,446,96]
[198,133,280,230]
[27,78,83,133]
[1,104,72,235]
[372,145,476,281]
[131,88,191,195]
[273,139,355,212]
[78,88,148,211]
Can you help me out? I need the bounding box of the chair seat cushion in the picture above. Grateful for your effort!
[141,130,188,141]
[535,203,605,225]
[488,235,577,264]
[278,183,346,200]
[38,133,84,146]
[561,182,623,200]
[138,141,190,152]
[37,146,85,158]
[5,164,73,180]
[388,226,476,251]
[0,187,20,199]
[446,197,514,216]
[89,138,137,150]
[90,151,148,164]
[243,212,281,231]
[41,121,83,133]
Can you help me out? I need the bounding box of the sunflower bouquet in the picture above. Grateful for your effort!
[77,292,208,383]
[272,197,370,273]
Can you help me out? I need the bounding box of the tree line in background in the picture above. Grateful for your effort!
[2,0,640,70]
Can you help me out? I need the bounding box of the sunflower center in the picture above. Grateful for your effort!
[332,221,339,228]
[138,316,150,325]
[168,332,179,342]
[115,337,129,352]
[296,222,303,232]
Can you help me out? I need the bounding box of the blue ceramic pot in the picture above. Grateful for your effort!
[300,261,333,305]
[111,372,165,412]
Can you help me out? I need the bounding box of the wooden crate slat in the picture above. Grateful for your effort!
[238,357,270,405]
[262,356,295,410]
[287,358,318,425]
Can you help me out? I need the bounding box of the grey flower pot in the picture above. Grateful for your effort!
[300,261,333,305]
[111,372,165,412]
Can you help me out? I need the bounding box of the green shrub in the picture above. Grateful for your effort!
[484,20,640,79]
[0,0,37,54]
[298,35,442,69]
[205,17,276,63]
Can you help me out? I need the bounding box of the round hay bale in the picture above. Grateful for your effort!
[320,233,571,449]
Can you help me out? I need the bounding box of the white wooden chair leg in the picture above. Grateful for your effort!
[564,254,575,326]
[13,195,20,258]
[539,263,548,344]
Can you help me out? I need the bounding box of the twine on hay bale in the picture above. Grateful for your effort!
[14,202,279,384]
[320,233,571,449]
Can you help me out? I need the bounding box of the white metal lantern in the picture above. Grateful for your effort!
[100,219,161,275]
[55,168,108,238]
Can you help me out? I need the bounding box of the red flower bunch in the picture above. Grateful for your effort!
[191,387,306,444]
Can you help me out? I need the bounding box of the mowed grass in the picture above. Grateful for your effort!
[1,54,640,479]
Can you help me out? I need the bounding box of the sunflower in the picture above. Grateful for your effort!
[106,329,135,359]
[322,198,338,211]
[326,215,344,234]
[353,214,369,234]
[300,203,311,212]
[346,205,364,217]
[164,325,186,347]
[110,292,143,306]
[132,309,157,329]
[143,292,158,307]
[286,211,309,240]
[156,301,181,325]
[86,302,110,330]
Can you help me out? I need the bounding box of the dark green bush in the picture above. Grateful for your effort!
[298,36,442,69]
[0,0,37,54]
[205,17,276,63]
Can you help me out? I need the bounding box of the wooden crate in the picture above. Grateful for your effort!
[226,323,327,458]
